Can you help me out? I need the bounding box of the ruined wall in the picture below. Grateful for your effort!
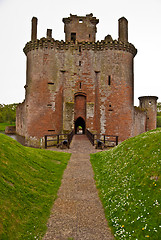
[16,101,26,136]
[133,107,146,137]
[139,96,158,131]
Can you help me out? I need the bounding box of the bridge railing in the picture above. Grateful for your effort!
[86,129,118,148]
[45,130,74,149]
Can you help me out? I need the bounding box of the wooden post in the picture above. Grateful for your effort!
[116,136,118,146]
[45,135,47,149]
[57,135,59,145]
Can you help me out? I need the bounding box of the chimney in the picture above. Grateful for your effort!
[118,17,128,43]
[47,29,52,38]
[31,17,38,41]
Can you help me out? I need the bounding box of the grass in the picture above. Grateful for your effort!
[0,122,15,131]
[90,129,161,240]
[0,133,71,239]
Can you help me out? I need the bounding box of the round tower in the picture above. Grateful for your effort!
[139,96,158,131]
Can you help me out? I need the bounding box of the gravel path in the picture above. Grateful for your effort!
[43,135,114,240]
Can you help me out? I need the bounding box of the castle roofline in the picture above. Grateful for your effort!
[62,13,99,24]
[23,38,137,56]
[138,96,158,100]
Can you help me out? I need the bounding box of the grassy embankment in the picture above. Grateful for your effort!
[0,134,71,239]
[0,122,15,131]
[91,129,161,239]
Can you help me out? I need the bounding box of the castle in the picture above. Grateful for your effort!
[16,14,158,147]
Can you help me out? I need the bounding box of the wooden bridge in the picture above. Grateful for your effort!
[45,129,118,149]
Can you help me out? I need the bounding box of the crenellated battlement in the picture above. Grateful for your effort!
[23,38,137,56]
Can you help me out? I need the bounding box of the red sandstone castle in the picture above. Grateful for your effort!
[16,14,158,147]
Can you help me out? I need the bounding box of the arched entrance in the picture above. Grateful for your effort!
[75,117,85,134]
[74,92,86,134]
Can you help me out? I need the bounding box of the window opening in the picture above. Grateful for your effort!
[80,82,82,89]
[48,82,54,85]
[71,33,76,43]
[79,19,83,23]
[89,34,91,39]
[79,61,81,66]
[109,104,111,107]
[108,75,111,85]
[79,46,81,52]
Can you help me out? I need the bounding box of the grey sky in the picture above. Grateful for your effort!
[0,0,161,105]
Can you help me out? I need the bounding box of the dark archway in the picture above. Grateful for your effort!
[75,117,85,134]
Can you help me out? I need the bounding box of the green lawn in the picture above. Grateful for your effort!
[91,129,161,239]
[0,134,71,239]
[0,122,15,131]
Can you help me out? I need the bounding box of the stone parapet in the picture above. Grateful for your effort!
[23,38,137,56]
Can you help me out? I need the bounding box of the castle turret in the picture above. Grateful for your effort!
[62,14,99,42]
[31,17,38,41]
[118,17,128,42]
[139,96,158,131]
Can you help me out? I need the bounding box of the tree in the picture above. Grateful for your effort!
[0,103,18,124]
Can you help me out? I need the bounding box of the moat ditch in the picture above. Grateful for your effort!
[0,131,26,146]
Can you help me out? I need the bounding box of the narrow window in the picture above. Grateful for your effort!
[48,130,55,132]
[79,46,81,52]
[109,104,111,107]
[48,82,54,85]
[89,34,91,39]
[71,33,76,43]
[80,82,82,89]
[79,61,81,66]
[108,75,111,85]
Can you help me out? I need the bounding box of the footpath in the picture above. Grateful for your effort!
[43,135,114,240]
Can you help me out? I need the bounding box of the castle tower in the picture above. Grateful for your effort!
[16,14,144,147]
[63,14,99,42]
[139,96,158,131]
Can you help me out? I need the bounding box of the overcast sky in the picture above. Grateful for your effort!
[0,0,161,105]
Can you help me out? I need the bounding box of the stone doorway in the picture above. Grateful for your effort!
[75,117,85,134]
[74,92,86,134]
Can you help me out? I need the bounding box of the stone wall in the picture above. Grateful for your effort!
[133,107,146,137]
[19,43,137,144]
[16,101,26,136]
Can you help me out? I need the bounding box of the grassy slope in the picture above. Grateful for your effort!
[0,134,71,240]
[91,129,161,240]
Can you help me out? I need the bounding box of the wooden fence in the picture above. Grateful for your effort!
[45,130,74,149]
[86,129,118,148]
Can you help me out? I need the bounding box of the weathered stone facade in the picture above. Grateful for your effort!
[16,14,158,147]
